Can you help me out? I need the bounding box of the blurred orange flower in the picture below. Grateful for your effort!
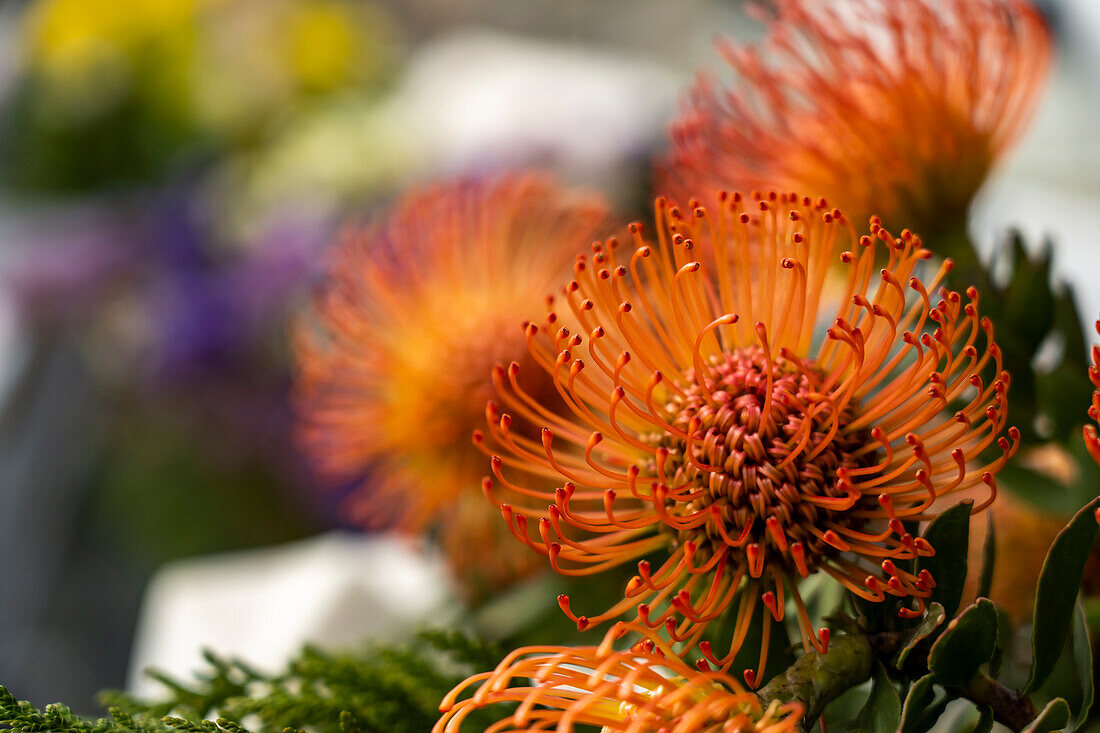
[435,622,804,732]
[664,0,1051,242]
[294,173,608,597]
[482,191,1017,683]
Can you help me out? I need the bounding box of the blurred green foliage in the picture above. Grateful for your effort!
[0,631,503,733]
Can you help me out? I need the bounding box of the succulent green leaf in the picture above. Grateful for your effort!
[1027,497,1100,692]
[894,602,946,669]
[855,663,901,733]
[969,707,993,733]
[903,695,954,733]
[916,501,972,618]
[929,599,997,689]
[899,674,938,733]
[1021,698,1071,733]
[1069,602,1093,732]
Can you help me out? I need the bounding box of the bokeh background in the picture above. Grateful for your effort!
[0,0,1097,713]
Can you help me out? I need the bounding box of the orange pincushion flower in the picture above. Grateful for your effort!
[665,0,1051,239]
[294,173,608,594]
[435,622,804,732]
[1085,317,1100,467]
[481,191,1017,684]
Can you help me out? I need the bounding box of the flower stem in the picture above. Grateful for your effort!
[757,632,1039,732]
[962,671,1039,732]
[757,633,873,729]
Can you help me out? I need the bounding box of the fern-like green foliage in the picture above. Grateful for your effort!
[0,631,504,733]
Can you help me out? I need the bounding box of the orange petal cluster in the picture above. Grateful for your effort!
[1085,317,1100,467]
[435,622,804,732]
[293,173,608,595]
[481,191,1017,683]
[664,0,1051,239]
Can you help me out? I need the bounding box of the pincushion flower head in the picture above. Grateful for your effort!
[435,622,804,732]
[664,0,1051,243]
[294,173,607,595]
[482,191,1017,683]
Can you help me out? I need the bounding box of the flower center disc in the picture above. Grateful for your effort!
[658,346,874,571]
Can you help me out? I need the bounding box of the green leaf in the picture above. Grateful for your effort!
[1027,497,1100,692]
[904,695,953,733]
[1036,285,1094,444]
[899,674,937,733]
[1052,282,1087,370]
[977,512,995,600]
[1022,698,1071,733]
[929,599,998,688]
[916,501,972,618]
[1069,602,1093,732]
[855,663,901,733]
[969,707,993,733]
[990,606,1011,679]
[894,602,946,669]
[999,236,1053,344]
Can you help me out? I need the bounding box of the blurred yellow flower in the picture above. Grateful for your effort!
[284,0,360,93]
[21,0,395,134]
[23,0,198,120]
[26,0,197,79]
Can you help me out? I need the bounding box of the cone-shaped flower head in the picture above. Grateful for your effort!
[294,173,608,595]
[481,191,1017,683]
[1085,317,1100,467]
[435,622,804,732]
[665,0,1051,242]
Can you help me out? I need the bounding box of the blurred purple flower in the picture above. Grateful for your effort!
[3,184,332,380]
[0,199,147,321]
